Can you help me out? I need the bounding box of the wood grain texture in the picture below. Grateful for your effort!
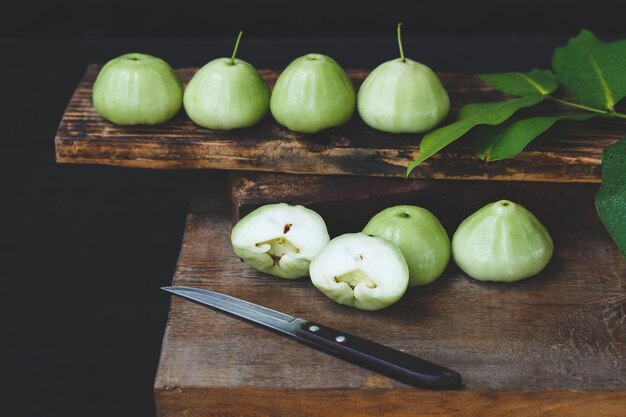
[155,176,626,416]
[55,65,626,181]
[157,388,626,417]
[229,172,604,235]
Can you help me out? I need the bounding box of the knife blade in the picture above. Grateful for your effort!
[162,285,462,389]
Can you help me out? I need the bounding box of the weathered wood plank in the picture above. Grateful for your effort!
[155,176,626,416]
[229,172,603,234]
[156,388,626,417]
[55,65,625,181]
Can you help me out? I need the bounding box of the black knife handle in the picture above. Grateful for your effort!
[295,321,461,389]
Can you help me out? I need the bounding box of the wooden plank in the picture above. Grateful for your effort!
[156,388,626,417]
[229,172,603,234]
[155,177,626,416]
[55,65,625,182]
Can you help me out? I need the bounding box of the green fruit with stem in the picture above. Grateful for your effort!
[357,24,450,133]
[270,53,356,133]
[310,233,409,311]
[184,31,270,130]
[363,205,450,287]
[452,200,553,282]
[92,53,183,125]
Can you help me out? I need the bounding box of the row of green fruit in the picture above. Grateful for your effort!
[92,26,450,134]
[231,201,554,311]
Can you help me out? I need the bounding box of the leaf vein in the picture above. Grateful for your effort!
[516,72,548,95]
[581,43,615,110]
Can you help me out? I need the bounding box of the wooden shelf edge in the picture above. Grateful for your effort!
[53,154,602,183]
[154,387,626,417]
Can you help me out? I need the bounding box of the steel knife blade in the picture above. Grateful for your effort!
[162,285,462,389]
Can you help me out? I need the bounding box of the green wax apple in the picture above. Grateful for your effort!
[231,203,330,279]
[357,24,449,133]
[92,53,183,125]
[452,200,553,282]
[309,233,409,311]
[184,31,270,130]
[363,205,450,287]
[270,53,355,133]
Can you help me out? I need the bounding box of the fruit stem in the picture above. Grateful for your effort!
[397,23,406,63]
[229,30,244,65]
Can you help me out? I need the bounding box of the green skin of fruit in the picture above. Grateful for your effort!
[270,53,356,133]
[363,205,450,287]
[231,203,330,279]
[184,58,270,130]
[92,53,183,125]
[309,233,409,311]
[357,58,450,133]
[452,200,553,282]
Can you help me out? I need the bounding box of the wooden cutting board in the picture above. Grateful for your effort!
[55,65,626,181]
[155,173,626,417]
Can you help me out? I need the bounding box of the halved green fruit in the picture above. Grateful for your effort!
[310,233,409,311]
[231,203,330,279]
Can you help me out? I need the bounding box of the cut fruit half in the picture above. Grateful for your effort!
[310,233,409,311]
[231,203,330,279]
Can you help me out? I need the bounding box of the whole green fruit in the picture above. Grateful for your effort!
[184,32,270,130]
[92,53,183,125]
[231,203,330,279]
[270,53,356,133]
[452,200,553,282]
[310,233,409,311]
[357,24,449,133]
[363,205,450,286]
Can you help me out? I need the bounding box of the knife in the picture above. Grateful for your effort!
[162,286,462,389]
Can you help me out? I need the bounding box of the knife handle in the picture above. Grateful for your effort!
[295,321,461,389]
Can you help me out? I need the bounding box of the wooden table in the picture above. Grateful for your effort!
[55,66,626,416]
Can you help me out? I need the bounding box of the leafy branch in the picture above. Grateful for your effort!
[407,30,626,257]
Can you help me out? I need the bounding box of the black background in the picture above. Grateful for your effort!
[4,0,626,38]
[3,2,622,416]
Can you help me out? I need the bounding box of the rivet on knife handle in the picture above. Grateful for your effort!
[295,322,462,389]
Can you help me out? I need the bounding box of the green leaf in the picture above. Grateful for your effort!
[552,30,626,111]
[406,95,545,176]
[595,136,626,258]
[473,112,595,161]
[479,69,558,97]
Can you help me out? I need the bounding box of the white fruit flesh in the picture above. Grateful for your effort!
[310,233,409,311]
[231,203,330,279]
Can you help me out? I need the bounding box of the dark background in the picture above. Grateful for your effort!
[3,0,626,37]
[3,2,622,416]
